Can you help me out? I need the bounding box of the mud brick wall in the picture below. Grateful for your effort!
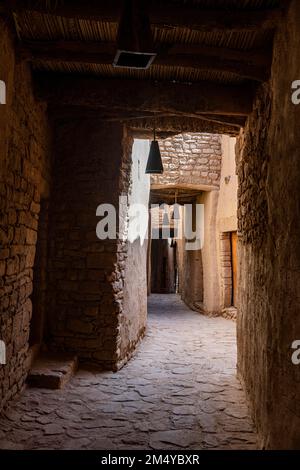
[236,0,300,449]
[47,120,143,370]
[219,232,233,309]
[0,21,52,410]
[152,133,222,188]
[47,119,123,369]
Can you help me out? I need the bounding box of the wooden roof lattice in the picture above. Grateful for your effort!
[1,0,287,136]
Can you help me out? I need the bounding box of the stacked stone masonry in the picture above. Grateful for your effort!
[236,0,300,449]
[0,20,52,410]
[0,19,144,412]
[1,0,300,450]
[219,233,233,309]
[152,133,222,188]
[46,121,139,371]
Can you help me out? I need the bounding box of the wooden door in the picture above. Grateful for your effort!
[231,232,238,307]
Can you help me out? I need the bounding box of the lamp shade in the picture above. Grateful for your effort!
[145,140,164,174]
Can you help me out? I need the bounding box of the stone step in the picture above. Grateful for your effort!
[27,353,78,389]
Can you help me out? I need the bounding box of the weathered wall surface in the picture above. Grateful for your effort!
[150,132,223,309]
[174,135,237,316]
[120,139,150,367]
[217,137,238,234]
[198,191,220,315]
[47,119,128,370]
[216,136,238,318]
[47,123,147,370]
[237,0,300,448]
[152,133,222,189]
[0,20,51,409]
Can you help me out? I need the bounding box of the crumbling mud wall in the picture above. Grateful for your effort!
[237,0,300,448]
[0,20,52,409]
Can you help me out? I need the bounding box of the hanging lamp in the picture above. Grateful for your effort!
[145,127,164,174]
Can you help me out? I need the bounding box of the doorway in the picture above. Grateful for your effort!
[150,238,176,293]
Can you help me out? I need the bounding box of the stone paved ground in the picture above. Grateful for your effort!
[0,294,257,450]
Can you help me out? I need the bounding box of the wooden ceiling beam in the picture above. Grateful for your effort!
[47,106,240,136]
[128,115,240,137]
[130,130,180,140]
[35,73,255,117]
[47,105,244,129]
[156,54,268,82]
[47,106,162,122]
[151,4,281,33]
[9,0,282,32]
[20,40,271,67]
[20,40,271,82]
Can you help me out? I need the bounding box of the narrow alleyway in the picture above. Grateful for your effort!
[0,295,257,450]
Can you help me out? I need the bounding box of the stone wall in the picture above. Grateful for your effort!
[219,232,233,309]
[217,137,238,234]
[119,139,150,367]
[30,200,49,346]
[149,132,223,310]
[152,133,222,189]
[216,136,238,318]
[151,132,237,316]
[46,119,126,369]
[46,123,148,371]
[237,0,300,448]
[197,191,220,315]
[0,20,52,409]
[175,135,238,316]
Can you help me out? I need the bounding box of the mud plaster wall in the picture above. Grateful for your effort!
[217,136,238,234]
[177,136,238,316]
[216,136,238,316]
[197,191,220,315]
[237,0,300,448]
[0,20,51,410]
[120,139,150,366]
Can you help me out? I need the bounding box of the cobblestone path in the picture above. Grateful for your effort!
[0,294,257,450]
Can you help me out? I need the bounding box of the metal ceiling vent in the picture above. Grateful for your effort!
[113,0,157,69]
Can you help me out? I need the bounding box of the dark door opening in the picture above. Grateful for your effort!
[150,238,176,293]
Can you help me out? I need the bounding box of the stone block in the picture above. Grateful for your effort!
[87,253,114,269]
[27,354,78,389]
[26,228,37,245]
